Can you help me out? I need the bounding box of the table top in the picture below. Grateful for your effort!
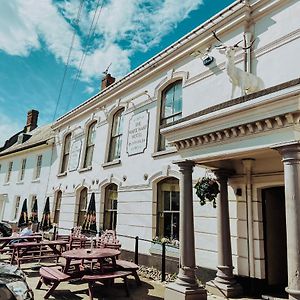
[0,235,42,241]
[62,248,120,260]
[11,240,69,247]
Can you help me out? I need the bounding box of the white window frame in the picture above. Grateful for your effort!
[82,122,96,169]
[53,190,62,225]
[13,196,21,220]
[19,158,27,181]
[6,161,13,183]
[60,133,71,173]
[34,155,43,179]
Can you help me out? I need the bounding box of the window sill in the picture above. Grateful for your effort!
[152,147,177,158]
[16,181,24,185]
[57,171,67,178]
[149,243,179,258]
[32,179,40,183]
[102,159,121,168]
[78,166,92,173]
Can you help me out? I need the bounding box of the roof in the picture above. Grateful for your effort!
[0,124,55,157]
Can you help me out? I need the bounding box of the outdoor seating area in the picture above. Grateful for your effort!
[0,228,144,299]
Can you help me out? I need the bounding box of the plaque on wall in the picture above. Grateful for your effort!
[68,139,82,171]
[127,110,149,156]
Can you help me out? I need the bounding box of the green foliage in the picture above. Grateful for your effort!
[194,177,219,208]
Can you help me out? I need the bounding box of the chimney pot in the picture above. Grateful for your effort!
[101,73,115,90]
[25,110,39,132]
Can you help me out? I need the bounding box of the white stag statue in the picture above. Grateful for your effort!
[213,32,264,98]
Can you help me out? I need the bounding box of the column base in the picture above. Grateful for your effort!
[165,282,207,300]
[206,279,243,298]
[286,287,300,300]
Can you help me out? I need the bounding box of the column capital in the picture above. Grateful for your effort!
[275,143,300,163]
[174,160,195,172]
[214,169,235,181]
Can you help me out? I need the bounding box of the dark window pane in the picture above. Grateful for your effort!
[171,191,180,211]
[164,191,170,210]
[164,213,172,238]
[172,213,180,240]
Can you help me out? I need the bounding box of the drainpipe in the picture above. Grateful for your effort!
[242,159,255,277]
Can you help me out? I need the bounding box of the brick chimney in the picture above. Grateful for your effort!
[101,73,115,90]
[25,110,39,132]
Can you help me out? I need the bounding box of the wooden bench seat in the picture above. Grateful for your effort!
[116,260,141,286]
[37,266,71,299]
[82,270,132,300]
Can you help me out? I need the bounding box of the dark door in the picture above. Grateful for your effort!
[262,187,288,295]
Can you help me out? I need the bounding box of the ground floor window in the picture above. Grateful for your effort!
[103,184,118,230]
[53,190,62,225]
[157,178,180,240]
[77,188,87,226]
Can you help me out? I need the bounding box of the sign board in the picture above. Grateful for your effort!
[127,111,149,156]
[68,139,82,171]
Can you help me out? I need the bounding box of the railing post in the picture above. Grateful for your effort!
[161,242,166,282]
[135,236,139,265]
[52,225,57,241]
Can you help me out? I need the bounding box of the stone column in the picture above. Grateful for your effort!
[165,160,207,300]
[206,169,242,297]
[276,144,300,300]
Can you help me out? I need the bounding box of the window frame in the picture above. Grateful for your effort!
[34,155,43,179]
[156,178,180,240]
[158,80,182,151]
[103,184,118,230]
[108,109,124,162]
[83,122,96,169]
[19,158,27,181]
[6,161,13,183]
[77,188,88,226]
[13,196,21,220]
[60,133,71,173]
[53,190,62,225]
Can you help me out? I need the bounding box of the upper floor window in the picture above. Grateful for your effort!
[157,178,180,240]
[158,80,182,151]
[108,109,124,162]
[103,184,118,230]
[13,196,21,220]
[60,133,71,173]
[53,190,62,225]
[77,188,88,226]
[19,158,27,181]
[6,161,13,183]
[83,122,96,168]
[34,155,43,179]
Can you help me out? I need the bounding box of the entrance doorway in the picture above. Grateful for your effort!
[262,187,288,296]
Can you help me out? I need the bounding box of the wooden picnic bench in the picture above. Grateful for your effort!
[10,240,68,267]
[82,270,132,300]
[116,260,141,286]
[36,266,71,299]
[0,235,42,254]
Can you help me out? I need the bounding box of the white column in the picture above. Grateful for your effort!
[277,144,300,300]
[165,160,207,300]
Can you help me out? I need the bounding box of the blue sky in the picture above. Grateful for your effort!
[0,0,234,145]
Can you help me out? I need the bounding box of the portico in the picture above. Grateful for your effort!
[162,79,300,299]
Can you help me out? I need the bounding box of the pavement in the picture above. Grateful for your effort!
[0,256,262,300]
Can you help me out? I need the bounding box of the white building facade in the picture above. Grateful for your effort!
[1,1,300,298]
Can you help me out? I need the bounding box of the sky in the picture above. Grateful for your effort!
[0,0,235,146]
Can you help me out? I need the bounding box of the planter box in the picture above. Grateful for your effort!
[149,242,179,258]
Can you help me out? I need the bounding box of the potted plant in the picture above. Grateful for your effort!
[194,176,220,208]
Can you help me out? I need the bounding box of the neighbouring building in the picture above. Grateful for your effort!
[1,1,300,299]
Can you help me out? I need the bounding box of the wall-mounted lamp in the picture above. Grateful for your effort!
[191,45,214,67]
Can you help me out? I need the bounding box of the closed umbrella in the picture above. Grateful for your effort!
[40,197,52,231]
[18,198,28,227]
[30,197,38,224]
[82,192,97,235]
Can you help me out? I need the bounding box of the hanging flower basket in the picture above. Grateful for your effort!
[194,177,219,208]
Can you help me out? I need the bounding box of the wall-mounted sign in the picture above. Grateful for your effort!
[68,139,82,171]
[127,110,149,156]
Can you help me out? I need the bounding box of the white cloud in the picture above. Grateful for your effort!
[0,113,22,147]
[84,86,95,94]
[0,0,202,81]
